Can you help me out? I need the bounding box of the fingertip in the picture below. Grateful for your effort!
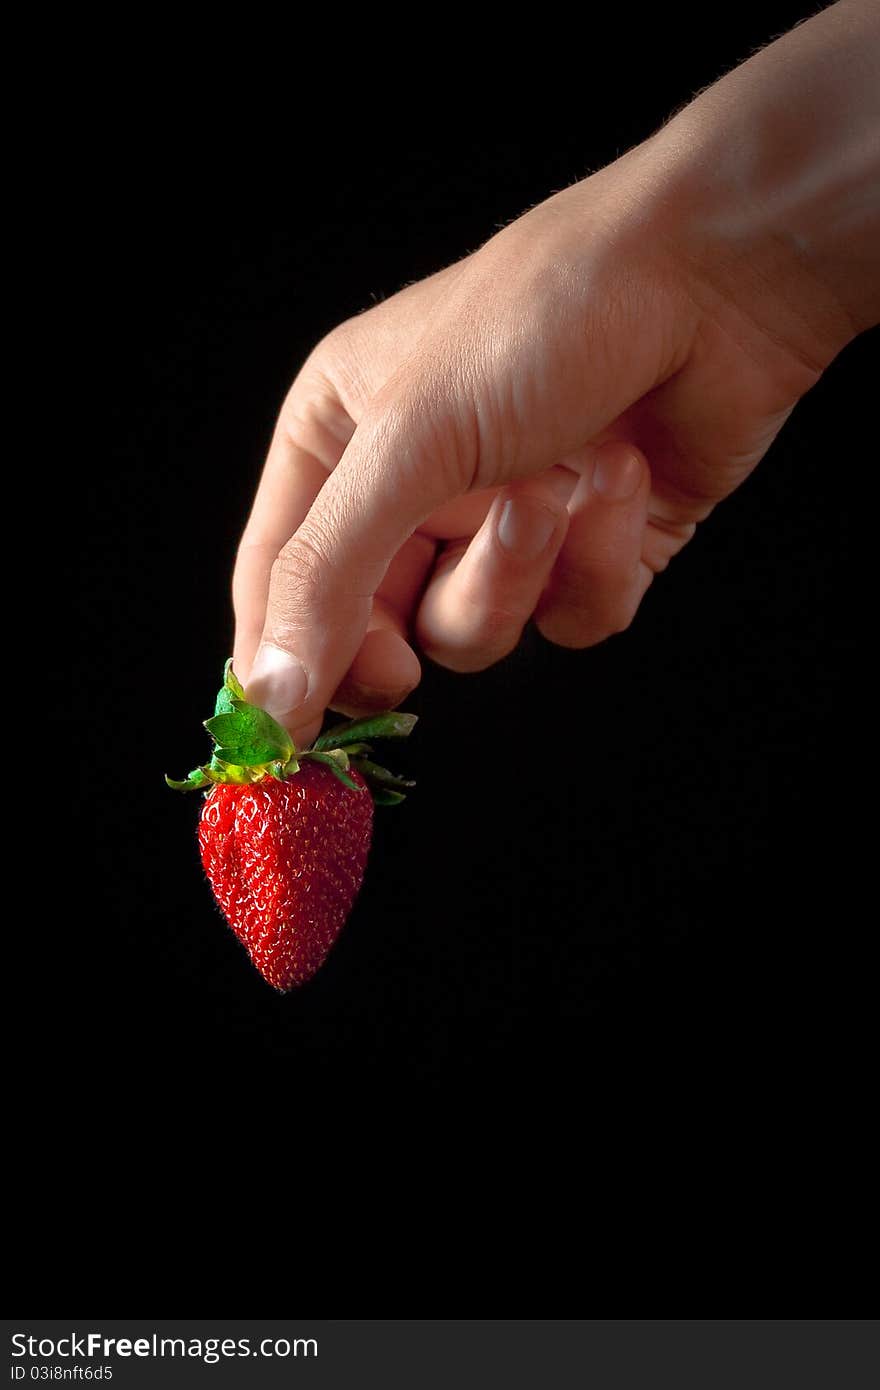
[495,494,567,560]
[245,643,310,726]
[590,442,650,503]
[290,718,324,751]
[534,443,651,649]
[330,628,421,716]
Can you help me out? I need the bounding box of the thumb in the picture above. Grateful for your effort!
[244,385,466,736]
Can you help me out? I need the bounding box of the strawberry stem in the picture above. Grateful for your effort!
[166,659,417,804]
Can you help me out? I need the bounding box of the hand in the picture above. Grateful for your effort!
[234,3,874,746]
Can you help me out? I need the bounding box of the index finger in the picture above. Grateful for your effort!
[232,388,355,682]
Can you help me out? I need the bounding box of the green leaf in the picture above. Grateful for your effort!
[350,758,415,791]
[214,659,247,715]
[165,766,212,792]
[313,711,418,751]
[224,659,245,700]
[304,747,350,770]
[306,751,361,790]
[206,755,253,784]
[204,701,294,767]
[167,660,300,794]
[370,787,406,806]
[200,763,228,784]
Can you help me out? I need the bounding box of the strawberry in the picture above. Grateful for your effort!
[168,660,416,990]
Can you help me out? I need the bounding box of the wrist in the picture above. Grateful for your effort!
[637,0,879,368]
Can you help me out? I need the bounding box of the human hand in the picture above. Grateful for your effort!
[234,4,874,747]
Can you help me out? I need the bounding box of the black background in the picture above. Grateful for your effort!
[28,3,873,1273]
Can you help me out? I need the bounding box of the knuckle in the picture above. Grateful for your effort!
[610,593,640,636]
[279,387,355,472]
[473,601,524,645]
[535,582,636,650]
[423,643,507,676]
[419,604,521,673]
[455,573,526,648]
[271,530,330,600]
[362,372,476,502]
[534,609,597,650]
[303,320,356,375]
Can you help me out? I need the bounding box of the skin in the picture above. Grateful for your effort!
[233,0,879,747]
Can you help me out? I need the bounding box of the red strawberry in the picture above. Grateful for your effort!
[168,660,416,990]
[198,763,373,989]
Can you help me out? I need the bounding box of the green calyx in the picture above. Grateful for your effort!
[166,658,416,804]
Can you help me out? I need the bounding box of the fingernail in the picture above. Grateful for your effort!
[497,498,559,560]
[594,452,642,501]
[246,644,309,720]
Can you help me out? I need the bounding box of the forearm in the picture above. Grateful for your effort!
[645,0,880,362]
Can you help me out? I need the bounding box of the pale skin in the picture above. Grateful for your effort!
[234,0,879,746]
